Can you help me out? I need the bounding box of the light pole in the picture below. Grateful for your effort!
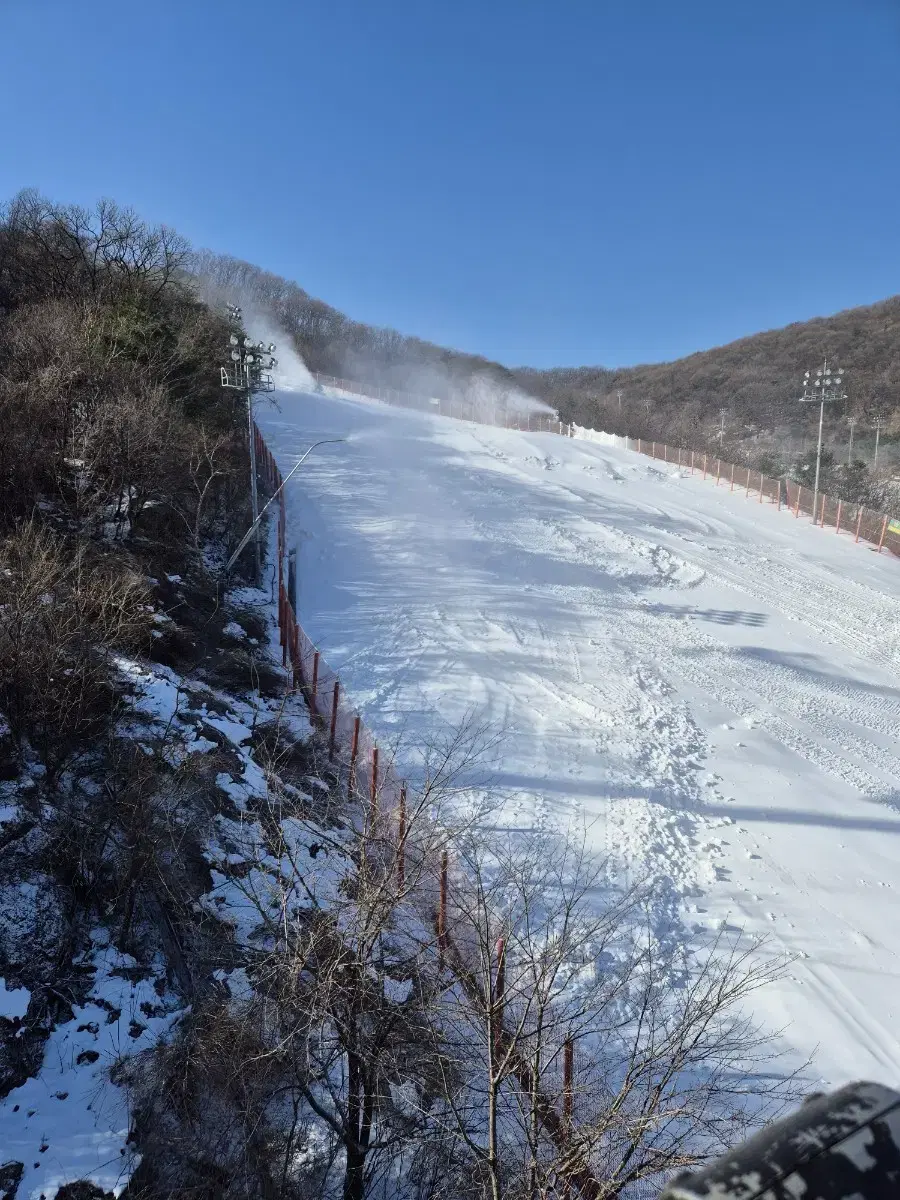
[846,415,858,466]
[221,305,277,578]
[799,361,846,524]
[873,410,885,473]
[224,439,346,574]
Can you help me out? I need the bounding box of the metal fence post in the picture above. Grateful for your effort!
[329,681,340,760]
[370,745,379,823]
[348,715,361,797]
[438,849,448,969]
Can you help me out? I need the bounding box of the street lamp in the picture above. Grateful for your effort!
[799,361,846,524]
[224,439,346,575]
[221,307,278,578]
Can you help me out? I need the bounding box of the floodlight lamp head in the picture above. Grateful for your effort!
[243,338,253,349]
[229,334,239,346]
[230,350,240,361]
[267,343,276,352]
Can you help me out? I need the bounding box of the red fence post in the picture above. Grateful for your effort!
[397,784,407,891]
[855,507,864,543]
[819,494,826,526]
[438,848,448,969]
[702,454,707,480]
[878,514,889,552]
[835,500,842,535]
[776,480,782,511]
[370,746,379,823]
[759,472,764,503]
[311,651,319,711]
[652,441,656,458]
[348,715,361,797]
[730,463,735,492]
[795,485,802,518]
[746,467,751,497]
[716,459,721,485]
[637,438,642,454]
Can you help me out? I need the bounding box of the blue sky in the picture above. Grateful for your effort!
[1,0,898,367]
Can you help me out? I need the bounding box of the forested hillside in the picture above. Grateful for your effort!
[516,296,900,457]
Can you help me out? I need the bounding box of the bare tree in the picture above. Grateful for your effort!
[429,825,802,1200]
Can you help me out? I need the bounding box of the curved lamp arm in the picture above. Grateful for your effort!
[224,438,346,574]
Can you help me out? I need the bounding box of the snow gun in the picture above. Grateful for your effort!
[660,1080,900,1199]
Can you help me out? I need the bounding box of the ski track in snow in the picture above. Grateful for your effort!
[261,391,900,1088]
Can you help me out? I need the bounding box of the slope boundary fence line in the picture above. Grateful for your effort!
[574,427,899,558]
[310,372,899,559]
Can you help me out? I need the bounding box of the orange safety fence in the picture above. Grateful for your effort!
[597,433,899,558]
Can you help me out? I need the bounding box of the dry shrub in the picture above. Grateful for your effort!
[127,1001,296,1200]
[0,520,150,773]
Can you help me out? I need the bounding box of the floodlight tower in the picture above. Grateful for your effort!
[221,307,278,577]
[799,361,846,524]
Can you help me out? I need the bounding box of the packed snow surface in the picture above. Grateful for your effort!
[260,389,900,1089]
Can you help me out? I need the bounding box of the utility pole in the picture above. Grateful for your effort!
[873,410,885,473]
[846,416,857,466]
[221,304,277,579]
[799,360,846,524]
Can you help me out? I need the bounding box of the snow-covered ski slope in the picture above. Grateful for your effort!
[260,389,900,1089]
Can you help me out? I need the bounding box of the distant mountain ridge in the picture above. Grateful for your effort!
[190,252,898,451]
[516,295,900,445]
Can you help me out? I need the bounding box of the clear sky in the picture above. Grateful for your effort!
[1,0,898,368]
